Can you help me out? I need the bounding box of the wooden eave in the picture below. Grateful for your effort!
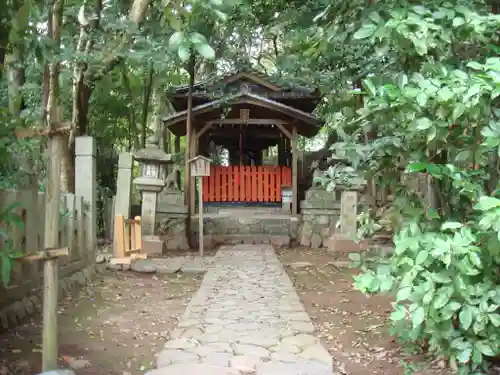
[163,92,323,138]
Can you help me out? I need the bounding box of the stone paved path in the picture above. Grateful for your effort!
[145,245,334,375]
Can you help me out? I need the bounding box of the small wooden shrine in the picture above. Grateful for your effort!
[164,68,323,216]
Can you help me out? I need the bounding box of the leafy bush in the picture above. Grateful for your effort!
[322,2,500,373]
[355,195,500,372]
[0,203,25,287]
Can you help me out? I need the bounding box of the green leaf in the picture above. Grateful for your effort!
[407,163,427,173]
[456,347,472,364]
[189,32,208,45]
[363,79,377,96]
[348,253,361,262]
[397,286,412,301]
[433,288,452,309]
[459,306,473,330]
[467,61,483,70]
[353,23,377,40]
[416,117,432,130]
[489,313,500,327]
[441,221,463,230]
[452,17,465,27]
[473,196,500,211]
[168,31,184,48]
[468,252,482,268]
[437,87,454,102]
[177,45,190,61]
[412,306,425,328]
[454,150,470,162]
[195,43,216,60]
[475,341,495,356]
[415,250,429,265]
[416,92,428,107]
[452,104,466,121]
[390,305,406,321]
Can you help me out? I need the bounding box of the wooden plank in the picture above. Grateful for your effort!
[113,215,126,258]
[251,166,257,202]
[269,166,276,202]
[214,166,220,202]
[133,216,142,251]
[245,166,252,202]
[14,124,71,139]
[233,166,239,201]
[275,167,281,202]
[226,166,232,202]
[220,166,226,202]
[207,118,288,126]
[110,257,132,265]
[21,247,69,262]
[240,166,247,202]
[124,220,131,254]
[257,167,263,202]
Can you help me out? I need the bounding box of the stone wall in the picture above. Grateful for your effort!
[190,211,299,248]
[298,188,340,248]
[0,265,95,331]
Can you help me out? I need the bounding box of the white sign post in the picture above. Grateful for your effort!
[188,155,212,257]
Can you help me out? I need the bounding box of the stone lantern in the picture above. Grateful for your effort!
[133,136,173,236]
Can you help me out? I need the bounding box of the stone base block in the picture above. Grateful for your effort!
[142,237,166,256]
[191,235,217,250]
[159,235,189,251]
[270,235,291,247]
[324,234,368,253]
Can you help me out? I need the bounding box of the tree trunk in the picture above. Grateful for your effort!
[59,0,153,192]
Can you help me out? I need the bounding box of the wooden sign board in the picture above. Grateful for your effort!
[188,155,212,177]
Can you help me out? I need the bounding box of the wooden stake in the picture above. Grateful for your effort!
[43,257,58,371]
[198,176,204,257]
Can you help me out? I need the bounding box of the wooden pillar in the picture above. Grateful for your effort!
[292,125,298,215]
[190,127,198,213]
[175,135,181,188]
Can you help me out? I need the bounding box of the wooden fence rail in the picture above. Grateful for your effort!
[0,189,90,306]
[202,165,291,203]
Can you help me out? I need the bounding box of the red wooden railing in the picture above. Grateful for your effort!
[202,166,291,203]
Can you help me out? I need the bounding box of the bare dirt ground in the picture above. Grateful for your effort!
[0,266,201,375]
[0,245,454,375]
[277,247,452,375]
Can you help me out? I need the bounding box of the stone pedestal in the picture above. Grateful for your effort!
[297,188,339,248]
[134,176,165,237]
[325,189,368,252]
[156,189,189,250]
[142,235,166,256]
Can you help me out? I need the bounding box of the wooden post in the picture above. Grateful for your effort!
[21,248,69,372]
[43,106,64,371]
[198,176,204,257]
[292,125,298,215]
[190,127,197,214]
[175,135,181,188]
